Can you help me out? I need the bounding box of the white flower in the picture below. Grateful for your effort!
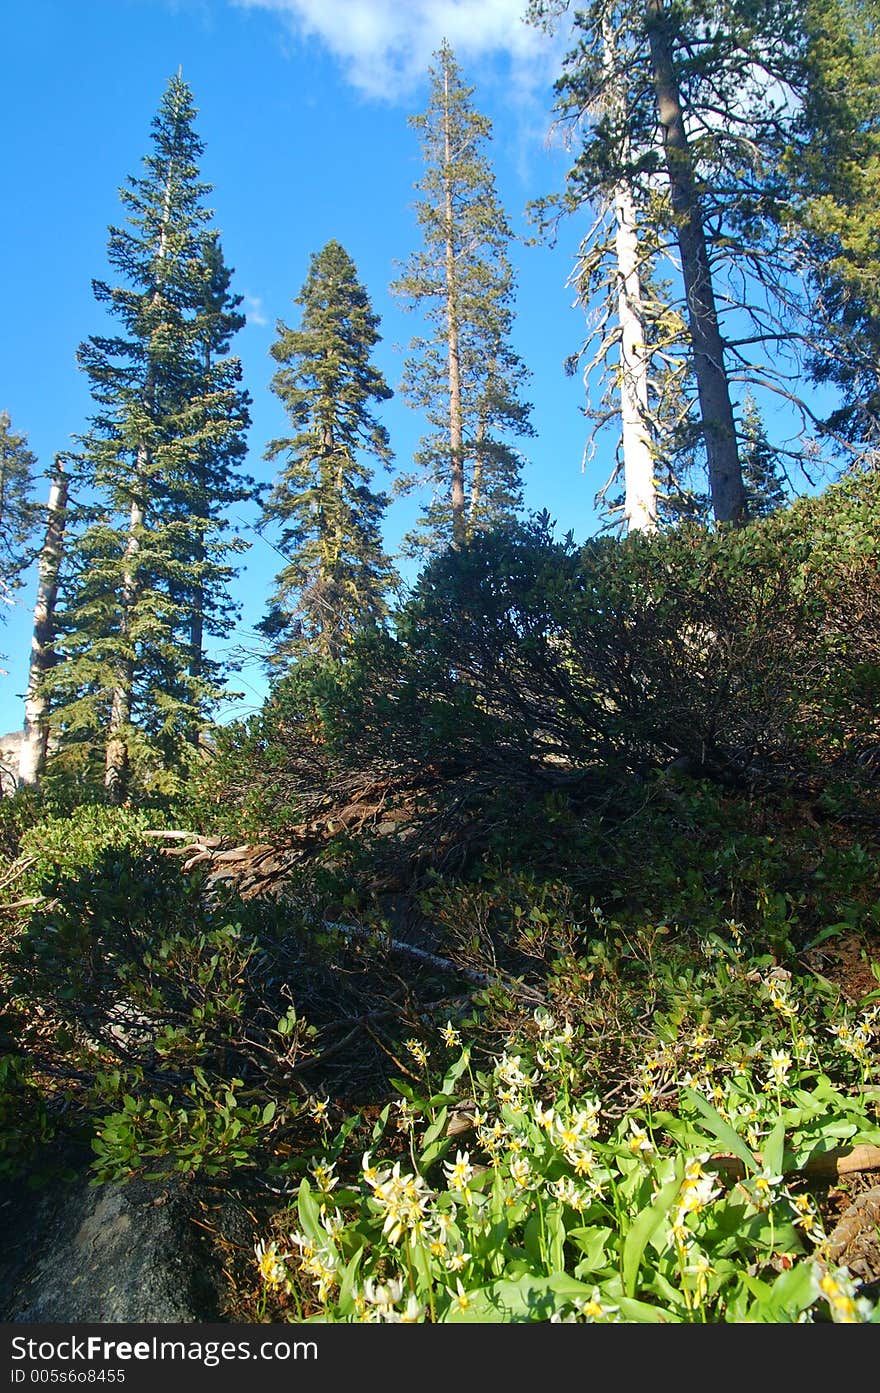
[443,1149,475,1192]
[767,1047,792,1086]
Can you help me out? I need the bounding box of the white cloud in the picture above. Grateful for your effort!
[233,0,561,103]
[244,294,268,326]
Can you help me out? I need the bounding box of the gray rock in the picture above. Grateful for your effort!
[0,1173,226,1323]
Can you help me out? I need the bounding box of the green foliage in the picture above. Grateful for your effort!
[259,240,397,668]
[785,0,880,447]
[0,409,39,619]
[0,808,321,1182]
[392,41,532,554]
[253,968,880,1323]
[198,472,880,881]
[48,73,255,797]
[740,390,790,518]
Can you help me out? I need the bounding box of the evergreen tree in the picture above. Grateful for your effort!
[0,411,38,621]
[785,0,880,452]
[740,391,788,517]
[530,0,809,525]
[259,240,397,669]
[50,74,254,797]
[19,456,68,787]
[392,42,533,554]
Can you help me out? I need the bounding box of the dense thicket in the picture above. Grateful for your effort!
[194,471,880,866]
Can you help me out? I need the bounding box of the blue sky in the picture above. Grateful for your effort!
[0,0,834,739]
[1,0,602,735]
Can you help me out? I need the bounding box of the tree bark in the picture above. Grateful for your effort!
[613,179,658,532]
[104,487,144,799]
[600,13,657,533]
[645,0,747,524]
[19,459,68,787]
[443,57,467,548]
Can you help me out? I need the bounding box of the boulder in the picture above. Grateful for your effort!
[0,1172,228,1323]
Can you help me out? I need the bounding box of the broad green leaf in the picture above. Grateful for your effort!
[441,1047,471,1092]
[420,1106,448,1151]
[622,1157,685,1298]
[681,1087,759,1174]
[297,1179,322,1243]
[762,1117,786,1175]
[335,1246,364,1317]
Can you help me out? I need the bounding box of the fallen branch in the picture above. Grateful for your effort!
[321,919,548,1003]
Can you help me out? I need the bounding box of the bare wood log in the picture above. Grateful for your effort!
[212,844,275,862]
[321,919,548,1003]
[706,1144,880,1182]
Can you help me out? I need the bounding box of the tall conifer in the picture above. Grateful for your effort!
[392,42,533,554]
[0,411,38,625]
[786,0,880,451]
[51,74,254,796]
[259,240,396,669]
[531,0,810,525]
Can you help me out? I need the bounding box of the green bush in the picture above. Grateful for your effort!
[195,473,880,864]
[0,807,323,1182]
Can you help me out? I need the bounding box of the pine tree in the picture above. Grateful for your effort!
[392,42,533,554]
[259,240,397,669]
[50,74,254,797]
[0,411,38,623]
[531,0,809,525]
[19,456,68,787]
[740,391,788,517]
[785,0,880,452]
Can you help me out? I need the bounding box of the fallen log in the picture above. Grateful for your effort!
[706,1143,880,1181]
[321,919,548,1003]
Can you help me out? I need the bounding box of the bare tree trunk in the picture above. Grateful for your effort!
[467,415,487,538]
[599,14,657,534]
[104,486,145,800]
[613,180,657,532]
[19,459,68,787]
[188,539,204,750]
[645,0,746,524]
[443,58,467,548]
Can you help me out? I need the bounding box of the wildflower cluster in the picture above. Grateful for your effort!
[253,952,879,1324]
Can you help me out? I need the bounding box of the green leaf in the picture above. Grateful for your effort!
[762,1117,786,1175]
[622,1157,685,1299]
[570,1225,612,1274]
[681,1087,759,1174]
[336,1246,365,1316]
[615,1294,681,1323]
[297,1179,322,1243]
[441,1047,471,1092]
[420,1106,448,1151]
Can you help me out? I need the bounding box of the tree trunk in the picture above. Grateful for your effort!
[600,13,657,533]
[19,459,68,787]
[105,150,176,788]
[468,415,487,538]
[443,57,467,548]
[104,486,144,800]
[188,538,204,750]
[613,179,657,532]
[645,0,747,524]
